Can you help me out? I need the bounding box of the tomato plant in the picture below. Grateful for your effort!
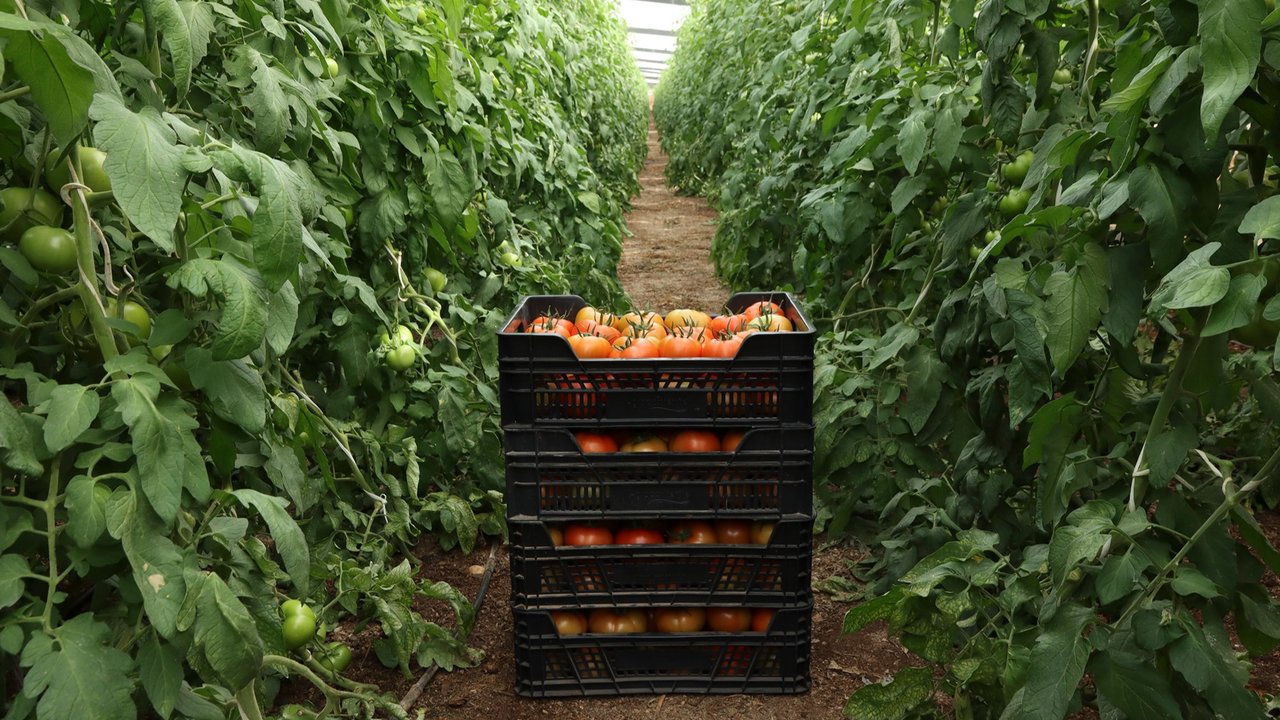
[658,0,1280,714]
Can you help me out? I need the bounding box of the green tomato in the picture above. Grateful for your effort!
[417,5,429,23]
[315,642,353,674]
[282,612,317,650]
[998,189,1031,217]
[107,299,152,341]
[340,206,354,226]
[500,251,522,267]
[324,57,340,79]
[19,226,78,273]
[985,179,999,192]
[379,324,414,347]
[1001,154,1032,184]
[969,244,982,260]
[0,187,64,242]
[281,599,305,618]
[930,196,948,214]
[984,230,999,243]
[296,430,312,445]
[920,219,934,234]
[385,344,416,371]
[45,146,112,194]
[1052,68,1072,85]
[424,268,448,294]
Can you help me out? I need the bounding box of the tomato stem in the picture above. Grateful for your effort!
[0,86,31,103]
[41,458,61,634]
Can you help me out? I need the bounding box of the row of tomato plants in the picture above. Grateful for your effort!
[657,0,1280,716]
[0,1,647,718]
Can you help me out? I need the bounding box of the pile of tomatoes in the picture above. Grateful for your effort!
[523,300,796,359]
[551,607,776,636]
[548,519,774,547]
[574,428,746,454]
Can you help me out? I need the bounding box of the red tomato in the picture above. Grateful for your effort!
[706,608,752,632]
[568,334,612,359]
[588,609,648,634]
[742,301,783,321]
[612,336,661,358]
[702,335,743,358]
[575,306,616,329]
[615,528,664,545]
[724,314,750,333]
[577,319,622,342]
[721,430,746,452]
[552,611,587,636]
[751,608,775,633]
[655,608,706,633]
[708,315,731,336]
[660,336,702,358]
[564,525,613,546]
[575,432,618,453]
[547,526,563,546]
[714,520,751,544]
[529,316,577,336]
[621,435,668,452]
[750,521,775,545]
[670,430,720,452]
[669,520,717,544]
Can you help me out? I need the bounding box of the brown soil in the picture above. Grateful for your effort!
[616,124,729,313]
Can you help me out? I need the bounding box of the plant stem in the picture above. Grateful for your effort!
[0,86,31,103]
[42,460,61,633]
[1127,313,1202,510]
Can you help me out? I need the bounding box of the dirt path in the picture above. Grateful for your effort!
[617,124,729,312]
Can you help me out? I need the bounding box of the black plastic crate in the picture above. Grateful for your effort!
[498,293,815,427]
[505,426,813,518]
[509,516,812,606]
[513,604,812,697]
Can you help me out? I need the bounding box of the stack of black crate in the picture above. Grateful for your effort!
[498,293,816,697]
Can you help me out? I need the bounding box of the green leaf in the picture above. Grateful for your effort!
[999,604,1094,720]
[1102,46,1178,112]
[90,94,188,252]
[138,632,183,719]
[1202,272,1267,336]
[0,553,30,609]
[265,441,315,514]
[897,110,928,175]
[63,475,107,547]
[844,587,906,634]
[188,573,264,691]
[265,280,299,355]
[1170,566,1221,599]
[903,349,944,433]
[112,377,190,522]
[0,395,43,476]
[19,615,136,720]
[1042,243,1109,374]
[1127,165,1187,269]
[230,489,310,595]
[1092,652,1181,720]
[1169,618,1264,718]
[185,349,266,433]
[1197,0,1264,139]
[38,383,99,452]
[1096,551,1151,604]
[842,666,933,719]
[1150,242,1230,311]
[142,0,193,98]
[2,25,95,148]
[420,579,476,638]
[121,500,192,638]
[215,147,305,292]
[426,147,474,230]
[1240,196,1280,240]
[169,259,269,360]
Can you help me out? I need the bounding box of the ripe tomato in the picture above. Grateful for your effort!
[568,333,612,359]
[529,316,576,336]
[547,526,563,546]
[724,314,750,333]
[575,432,618,453]
[0,187,63,242]
[588,609,647,634]
[714,520,751,544]
[660,336,702,358]
[19,225,78,273]
[706,608,751,632]
[612,336,661,358]
[750,521,775,545]
[748,314,793,332]
[615,528,664,544]
[552,611,587,636]
[669,520,717,544]
[614,310,664,335]
[708,315,730,335]
[751,608,775,633]
[670,430,720,452]
[742,301,783,321]
[577,320,621,342]
[655,608,706,633]
[575,306,616,329]
[621,435,667,452]
[666,309,711,329]
[702,335,743,358]
[721,430,746,452]
[564,524,613,546]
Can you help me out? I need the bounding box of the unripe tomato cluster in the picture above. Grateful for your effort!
[280,598,353,674]
[1,146,113,275]
[376,323,418,371]
[524,301,798,359]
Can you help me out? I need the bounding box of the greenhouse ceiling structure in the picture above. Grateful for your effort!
[620,0,690,85]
